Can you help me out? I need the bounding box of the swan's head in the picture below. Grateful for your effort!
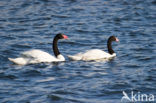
[109,36,119,42]
[56,33,68,39]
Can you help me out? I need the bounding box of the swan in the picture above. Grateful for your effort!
[68,36,119,61]
[8,33,68,65]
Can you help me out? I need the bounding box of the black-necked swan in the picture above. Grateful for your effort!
[68,36,119,61]
[8,33,68,65]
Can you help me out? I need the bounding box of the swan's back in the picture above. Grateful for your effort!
[9,49,64,65]
[21,49,56,62]
[68,49,116,61]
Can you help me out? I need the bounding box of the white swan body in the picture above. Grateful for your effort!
[68,36,119,61]
[68,49,116,61]
[9,33,68,65]
[8,49,65,65]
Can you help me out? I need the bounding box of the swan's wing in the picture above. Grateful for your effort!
[22,49,49,57]
[21,49,58,62]
[81,49,111,61]
[9,49,65,65]
[68,49,113,61]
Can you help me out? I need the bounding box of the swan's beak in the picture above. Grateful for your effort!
[116,38,119,42]
[63,35,68,39]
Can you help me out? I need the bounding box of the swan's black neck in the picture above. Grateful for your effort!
[53,36,60,57]
[107,37,115,55]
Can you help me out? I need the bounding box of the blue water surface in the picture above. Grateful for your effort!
[0,0,156,103]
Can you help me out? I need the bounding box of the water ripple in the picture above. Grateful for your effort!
[0,0,155,103]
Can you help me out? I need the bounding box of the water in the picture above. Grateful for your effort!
[0,0,156,102]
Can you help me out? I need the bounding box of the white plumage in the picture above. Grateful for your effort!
[8,34,68,65]
[68,36,119,61]
[68,49,116,61]
[8,49,65,65]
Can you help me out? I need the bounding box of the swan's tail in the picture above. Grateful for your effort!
[8,57,27,65]
[68,55,82,61]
